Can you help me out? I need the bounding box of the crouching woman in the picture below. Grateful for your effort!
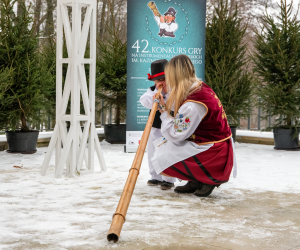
[152,54,237,197]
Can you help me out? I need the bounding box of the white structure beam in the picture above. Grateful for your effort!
[41,0,106,177]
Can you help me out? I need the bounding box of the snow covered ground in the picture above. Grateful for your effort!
[0,141,300,250]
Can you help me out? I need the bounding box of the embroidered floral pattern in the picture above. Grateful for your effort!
[158,137,168,147]
[174,114,191,132]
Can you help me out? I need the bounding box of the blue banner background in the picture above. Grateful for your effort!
[127,0,206,132]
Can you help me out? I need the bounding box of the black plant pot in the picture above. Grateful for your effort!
[104,124,126,144]
[230,126,237,142]
[5,130,39,154]
[273,128,299,150]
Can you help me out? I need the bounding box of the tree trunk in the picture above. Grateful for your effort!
[44,0,54,38]
[33,0,42,35]
[21,112,29,131]
[97,0,100,33]
[115,103,121,125]
[109,0,115,29]
[99,0,107,39]
[0,5,4,28]
[287,115,292,127]
[287,86,292,126]
[17,0,24,17]
[229,0,235,17]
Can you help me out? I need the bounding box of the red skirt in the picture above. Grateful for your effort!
[162,139,234,185]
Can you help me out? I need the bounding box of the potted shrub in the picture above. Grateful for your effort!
[205,0,252,141]
[0,68,13,98]
[96,19,127,144]
[0,0,54,153]
[252,0,300,149]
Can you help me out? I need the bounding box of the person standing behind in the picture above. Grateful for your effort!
[139,59,177,190]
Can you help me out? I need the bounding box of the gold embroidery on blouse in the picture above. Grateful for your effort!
[211,92,229,127]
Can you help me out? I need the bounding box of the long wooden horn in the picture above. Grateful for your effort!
[107,87,163,243]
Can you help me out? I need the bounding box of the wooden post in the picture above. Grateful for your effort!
[107,88,162,243]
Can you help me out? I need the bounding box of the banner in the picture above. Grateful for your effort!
[126,0,206,152]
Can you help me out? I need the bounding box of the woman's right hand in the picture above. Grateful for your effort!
[153,94,166,113]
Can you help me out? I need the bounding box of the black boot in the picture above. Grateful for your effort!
[158,29,165,37]
[160,181,175,190]
[193,184,219,197]
[164,31,175,37]
[174,181,202,193]
[147,179,163,186]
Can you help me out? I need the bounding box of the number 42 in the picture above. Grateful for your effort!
[132,39,149,53]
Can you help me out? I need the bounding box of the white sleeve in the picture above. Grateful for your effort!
[139,88,157,110]
[154,16,161,26]
[160,102,207,142]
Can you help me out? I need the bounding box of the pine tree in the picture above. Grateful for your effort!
[205,0,252,126]
[252,0,300,128]
[96,18,127,125]
[0,0,54,131]
[41,36,76,122]
[0,68,12,101]
[40,37,57,124]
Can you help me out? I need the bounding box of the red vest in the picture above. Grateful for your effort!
[183,82,232,145]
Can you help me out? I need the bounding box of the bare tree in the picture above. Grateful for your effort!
[17,0,25,17]
[99,0,107,38]
[44,0,54,37]
[33,0,42,35]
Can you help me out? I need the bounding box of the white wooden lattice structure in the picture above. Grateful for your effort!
[41,0,106,177]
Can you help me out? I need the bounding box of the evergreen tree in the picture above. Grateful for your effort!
[252,0,300,128]
[0,68,12,100]
[205,0,252,126]
[40,37,57,123]
[0,0,54,131]
[41,36,77,123]
[96,20,127,125]
[0,68,13,130]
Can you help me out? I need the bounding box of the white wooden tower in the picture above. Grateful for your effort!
[41,0,106,177]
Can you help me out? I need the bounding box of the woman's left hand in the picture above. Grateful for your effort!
[153,94,166,113]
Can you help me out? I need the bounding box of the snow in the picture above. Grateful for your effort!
[1,128,298,143]
[0,142,300,249]
[237,129,300,140]
[236,130,274,139]
[0,128,104,142]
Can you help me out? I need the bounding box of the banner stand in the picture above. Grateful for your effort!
[126,0,207,153]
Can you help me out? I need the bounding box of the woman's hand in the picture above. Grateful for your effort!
[156,80,168,94]
[153,94,166,113]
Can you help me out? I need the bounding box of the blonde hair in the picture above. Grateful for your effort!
[165,54,201,116]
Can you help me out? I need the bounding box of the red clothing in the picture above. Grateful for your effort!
[163,82,233,184]
[163,139,233,184]
[184,82,232,145]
